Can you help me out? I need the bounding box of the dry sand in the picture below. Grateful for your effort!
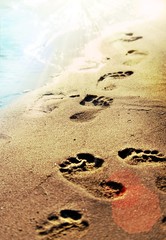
[0,18,166,240]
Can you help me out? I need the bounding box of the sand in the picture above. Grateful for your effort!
[0,17,166,240]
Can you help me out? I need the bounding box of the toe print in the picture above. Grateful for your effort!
[118,148,166,165]
[124,49,148,66]
[98,71,133,83]
[126,50,148,56]
[121,33,143,42]
[80,94,113,107]
[59,153,104,178]
[36,209,89,239]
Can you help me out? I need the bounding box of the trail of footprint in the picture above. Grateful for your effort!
[121,33,143,42]
[36,209,89,239]
[97,70,134,84]
[58,156,162,234]
[58,162,161,234]
[118,148,166,165]
[58,151,162,234]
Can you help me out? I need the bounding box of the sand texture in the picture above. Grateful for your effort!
[0,19,166,240]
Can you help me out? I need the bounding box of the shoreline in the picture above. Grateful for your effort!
[0,17,166,240]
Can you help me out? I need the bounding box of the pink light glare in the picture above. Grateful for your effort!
[109,170,161,233]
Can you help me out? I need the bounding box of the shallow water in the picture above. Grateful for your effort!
[0,6,46,107]
[0,0,165,108]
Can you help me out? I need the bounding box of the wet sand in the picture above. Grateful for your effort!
[0,18,166,240]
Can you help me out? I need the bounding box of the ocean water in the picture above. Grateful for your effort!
[0,2,99,108]
[1,0,163,108]
[0,6,46,108]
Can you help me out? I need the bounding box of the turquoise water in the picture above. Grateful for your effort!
[0,6,46,107]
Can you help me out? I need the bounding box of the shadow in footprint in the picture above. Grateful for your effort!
[70,110,100,122]
[36,209,89,239]
[155,176,166,193]
[126,50,148,56]
[80,94,113,107]
[99,180,126,199]
[161,216,166,231]
[118,148,166,165]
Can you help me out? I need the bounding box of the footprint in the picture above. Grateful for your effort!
[121,33,143,42]
[80,94,113,107]
[155,176,166,193]
[124,49,148,66]
[36,209,89,239]
[70,110,100,122]
[69,94,80,98]
[118,148,166,165]
[126,50,148,56]
[29,93,80,116]
[59,153,104,178]
[59,153,125,200]
[29,93,64,115]
[0,133,11,141]
[97,70,133,83]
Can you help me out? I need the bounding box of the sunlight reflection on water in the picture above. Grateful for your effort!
[0,0,165,108]
[0,6,46,107]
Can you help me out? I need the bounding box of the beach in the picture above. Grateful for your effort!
[0,8,166,240]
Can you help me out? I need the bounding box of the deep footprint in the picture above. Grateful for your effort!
[98,71,133,83]
[59,153,104,178]
[99,180,126,199]
[80,94,113,107]
[58,154,126,200]
[118,148,166,165]
[36,209,89,239]
[155,176,166,193]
